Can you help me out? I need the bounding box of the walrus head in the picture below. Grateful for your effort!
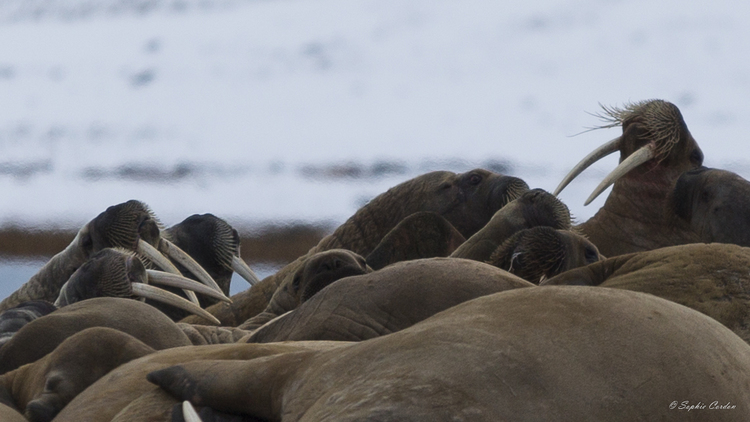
[432,169,529,238]
[243,249,371,329]
[670,167,750,246]
[555,99,703,205]
[488,226,603,284]
[54,248,228,324]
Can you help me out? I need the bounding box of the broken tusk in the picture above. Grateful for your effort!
[182,401,203,422]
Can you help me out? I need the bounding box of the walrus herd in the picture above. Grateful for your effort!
[2,99,750,421]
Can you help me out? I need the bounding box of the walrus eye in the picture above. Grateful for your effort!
[584,246,599,264]
[291,274,302,292]
[468,174,482,185]
[690,148,703,166]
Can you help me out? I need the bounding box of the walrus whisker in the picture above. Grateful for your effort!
[585,145,655,205]
[231,256,261,286]
[137,240,201,305]
[182,401,204,422]
[146,270,232,304]
[130,283,221,325]
[554,136,620,196]
[158,239,224,294]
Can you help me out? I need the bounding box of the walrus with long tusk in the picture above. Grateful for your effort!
[554,100,703,256]
[0,200,226,312]
[53,248,229,324]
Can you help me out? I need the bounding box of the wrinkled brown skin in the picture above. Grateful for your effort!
[451,189,571,262]
[244,258,534,343]
[486,227,603,284]
[150,286,750,422]
[0,403,25,422]
[0,297,191,375]
[365,211,466,271]
[0,327,154,422]
[176,323,253,345]
[241,249,371,330]
[575,102,704,257]
[544,243,750,343]
[0,200,163,311]
[54,341,346,422]
[184,169,529,326]
[0,301,58,349]
[670,167,750,246]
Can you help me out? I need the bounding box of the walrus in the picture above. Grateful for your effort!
[543,242,750,343]
[486,226,603,284]
[554,100,703,256]
[0,301,57,349]
[0,200,225,312]
[0,297,191,375]
[182,169,529,326]
[240,249,371,330]
[0,327,155,422]
[243,258,534,343]
[154,214,261,321]
[669,167,750,246]
[53,248,228,324]
[364,211,466,271]
[53,341,347,422]
[149,286,750,421]
[451,188,572,262]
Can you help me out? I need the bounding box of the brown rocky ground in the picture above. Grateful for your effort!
[0,223,331,266]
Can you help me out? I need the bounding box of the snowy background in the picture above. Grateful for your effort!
[1,0,750,295]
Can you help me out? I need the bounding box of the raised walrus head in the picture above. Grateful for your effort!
[553,100,704,256]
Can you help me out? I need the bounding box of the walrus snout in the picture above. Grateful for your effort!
[25,396,62,422]
[490,176,529,211]
[299,250,369,303]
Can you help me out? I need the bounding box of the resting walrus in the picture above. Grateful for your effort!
[0,297,191,375]
[182,169,529,326]
[244,258,534,343]
[150,286,750,421]
[543,242,750,343]
[0,327,155,422]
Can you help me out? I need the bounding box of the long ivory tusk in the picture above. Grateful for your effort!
[146,270,232,304]
[131,283,221,325]
[137,239,200,305]
[231,256,261,286]
[584,145,655,206]
[554,136,621,196]
[159,239,224,294]
[182,401,203,422]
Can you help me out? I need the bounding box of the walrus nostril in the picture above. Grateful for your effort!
[25,399,60,422]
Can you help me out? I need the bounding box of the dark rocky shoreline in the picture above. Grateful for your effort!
[0,223,331,267]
